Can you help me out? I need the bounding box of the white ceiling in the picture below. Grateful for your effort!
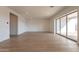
[9,6,65,20]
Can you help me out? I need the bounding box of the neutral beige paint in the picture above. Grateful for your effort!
[10,13,18,35]
[50,18,54,33]
[26,19,50,32]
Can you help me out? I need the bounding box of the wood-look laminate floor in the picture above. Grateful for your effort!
[0,32,79,52]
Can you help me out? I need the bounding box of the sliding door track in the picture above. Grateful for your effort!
[56,33,77,42]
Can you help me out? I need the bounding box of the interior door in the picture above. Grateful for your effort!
[10,13,18,36]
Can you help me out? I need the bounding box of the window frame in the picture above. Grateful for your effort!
[55,10,77,42]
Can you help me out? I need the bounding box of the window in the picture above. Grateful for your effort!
[56,19,61,34]
[61,16,66,36]
[55,11,77,41]
[67,12,77,40]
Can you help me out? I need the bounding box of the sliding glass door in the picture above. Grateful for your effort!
[56,11,77,41]
[61,16,66,36]
[56,19,60,34]
[67,12,77,40]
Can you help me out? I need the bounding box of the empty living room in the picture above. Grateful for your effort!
[0,6,79,52]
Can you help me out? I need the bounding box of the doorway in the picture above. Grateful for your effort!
[10,13,18,36]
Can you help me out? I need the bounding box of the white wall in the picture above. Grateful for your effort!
[0,7,10,42]
[50,18,54,33]
[26,19,50,32]
[18,15,27,34]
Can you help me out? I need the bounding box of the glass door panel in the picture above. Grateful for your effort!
[61,16,66,36]
[57,19,61,34]
[67,12,77,40]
